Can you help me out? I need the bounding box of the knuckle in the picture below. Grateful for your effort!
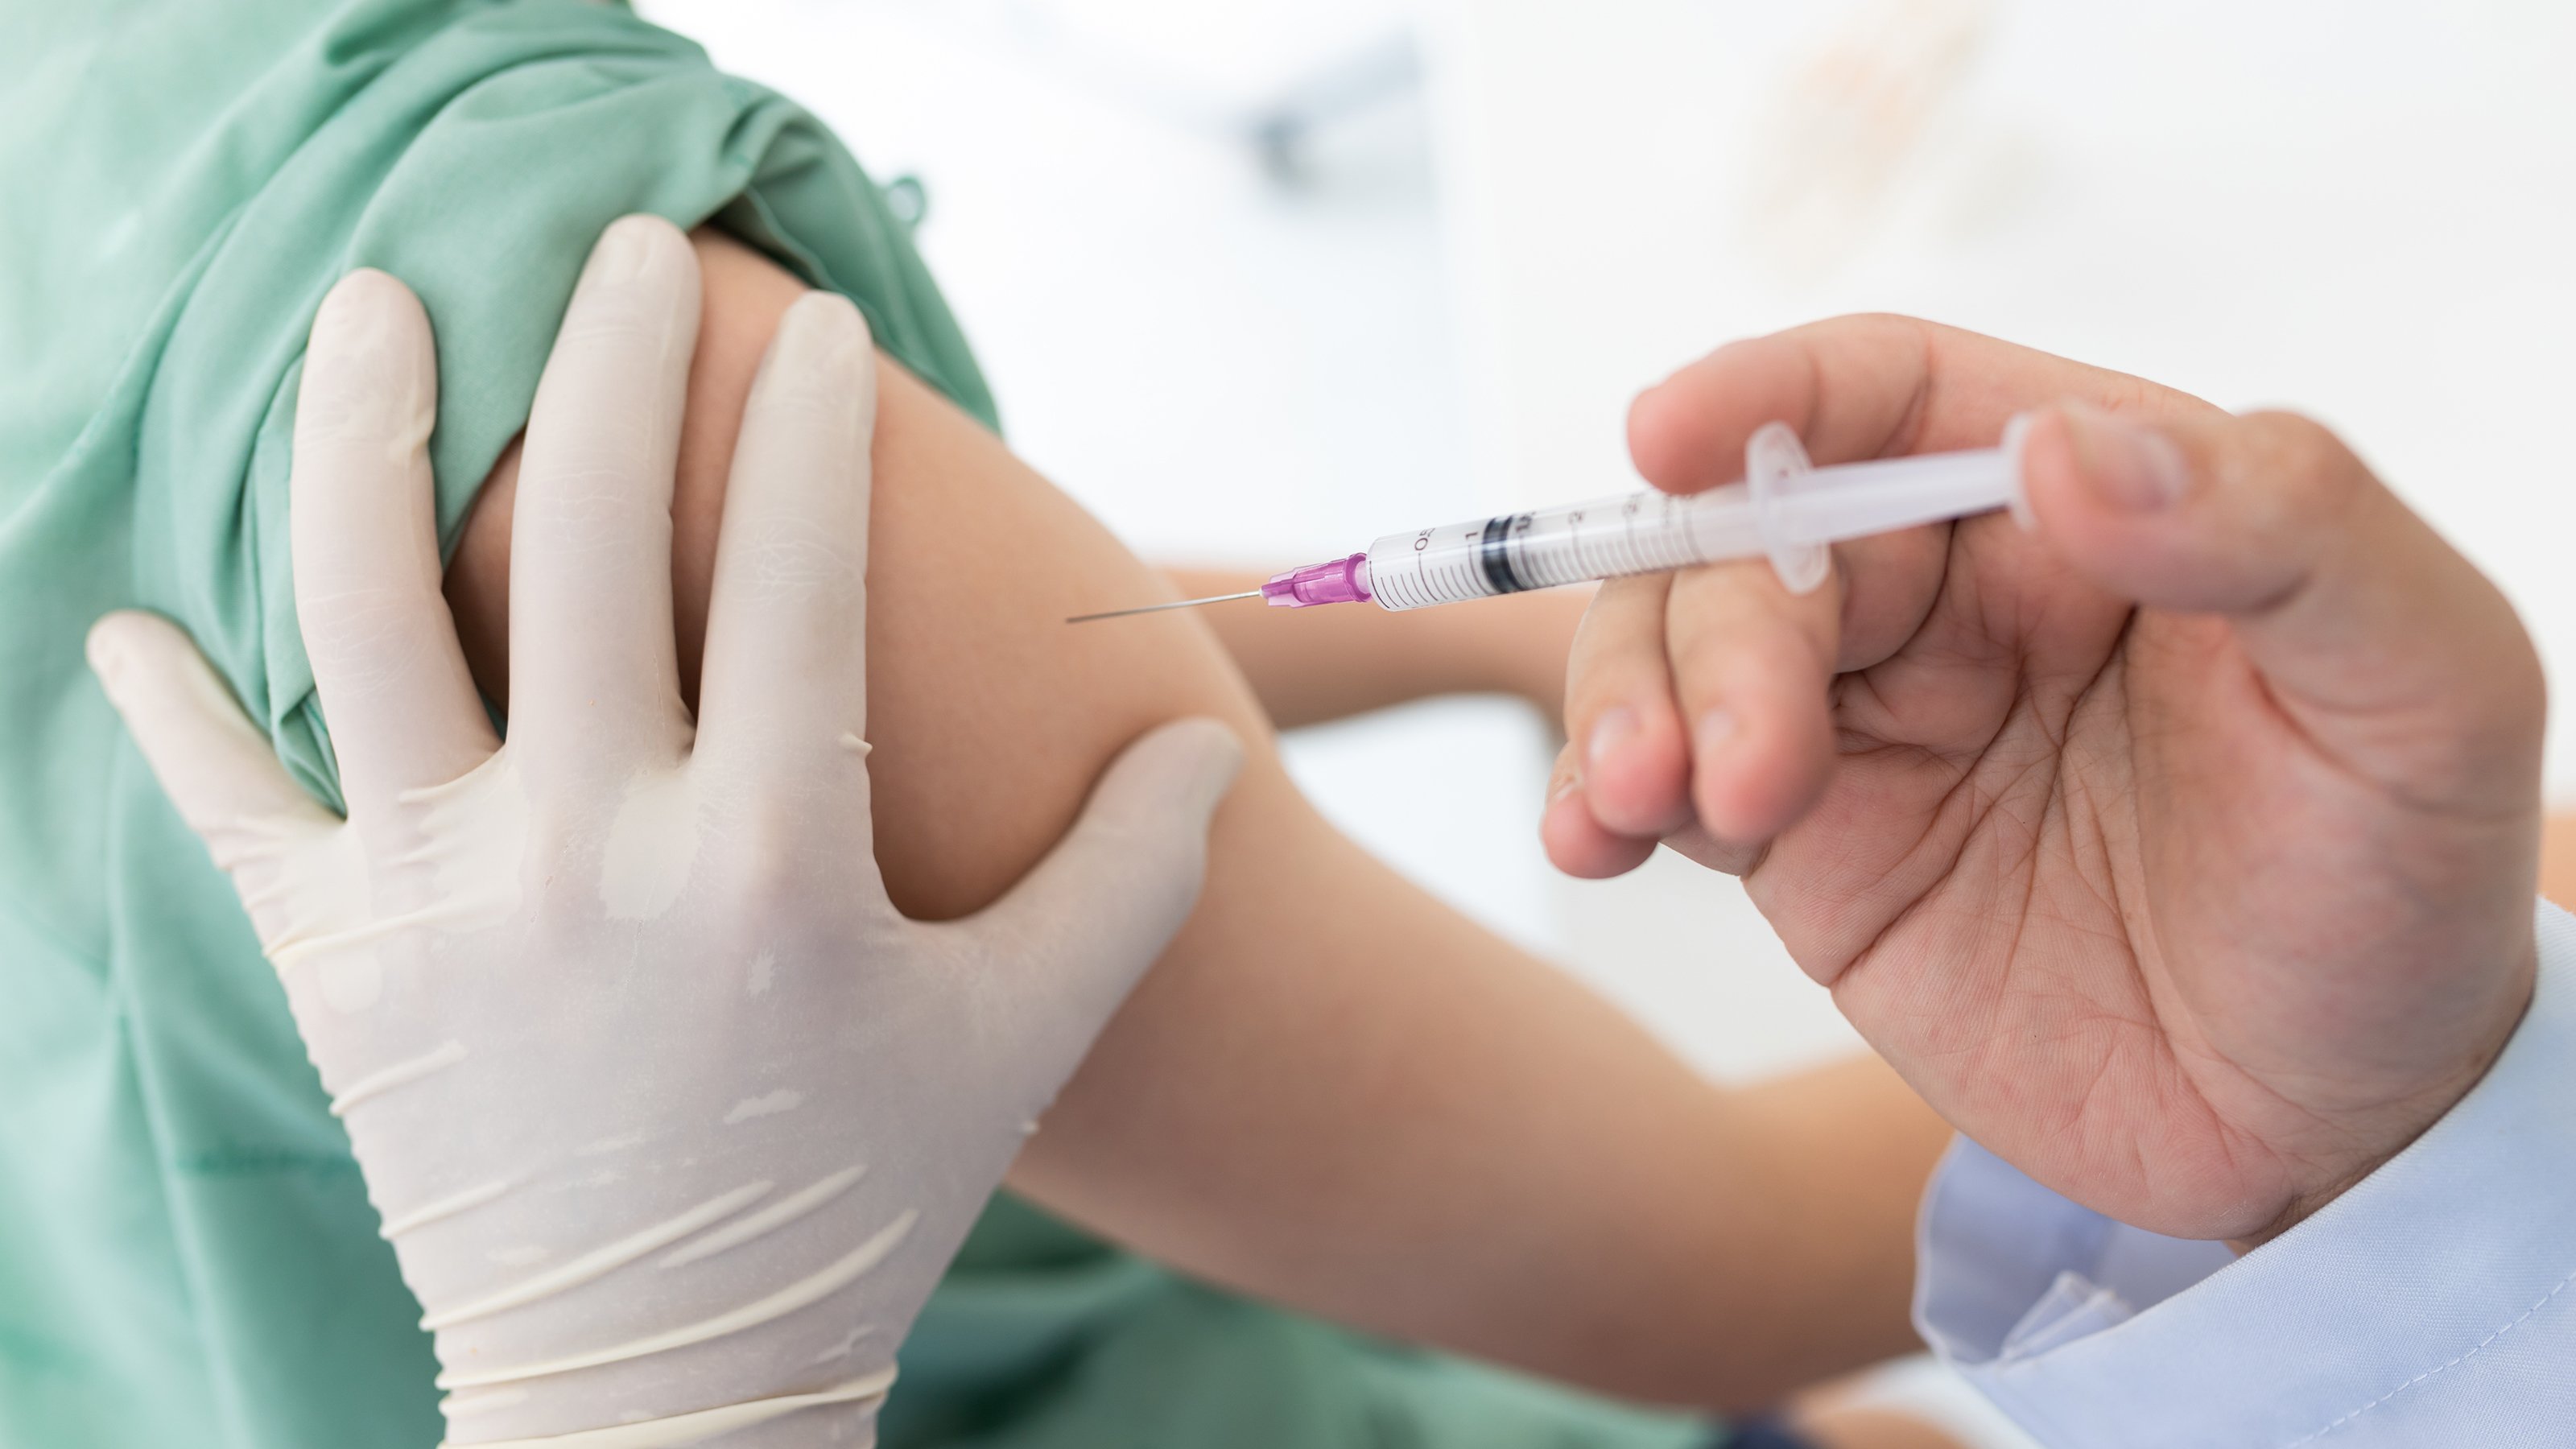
[1568,590,1668,686]
[710,819,815,927]
[749,351,866,418]
[1067,807,1161,869]
[739,516,861,607]
[516,474,666,562]
[551,310,671,361]
[298,579,442,697]
[1666,564,1814,666]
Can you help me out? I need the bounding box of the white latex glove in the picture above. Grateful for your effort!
[87,216,1243,1447]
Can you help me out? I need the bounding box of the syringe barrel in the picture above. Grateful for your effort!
[1358,438,2021,611]
[1360,485,1768,612]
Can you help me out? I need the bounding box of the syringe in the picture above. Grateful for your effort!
[1067,419,2029,622]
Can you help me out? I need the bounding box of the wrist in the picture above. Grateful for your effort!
[2232,933,2540,1252]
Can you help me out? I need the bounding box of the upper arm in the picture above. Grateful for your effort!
[443,228,1277,919]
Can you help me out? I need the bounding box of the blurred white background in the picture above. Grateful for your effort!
[642,2,2576,1441]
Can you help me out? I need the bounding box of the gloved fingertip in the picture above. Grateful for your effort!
[1117,717,1244,825]
[313,264,413,331]
[758,291,876,414]
[780,289,870,356]
[302,269,436,446]
[1177,717,1248,817]
[84,612,132,679]
[84,610,176,699]
[307,270,432,382]
[580,213,691,291]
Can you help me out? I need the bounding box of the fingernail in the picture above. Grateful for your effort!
[1695,708,1738,761]
[2062,405,2190,513]
[1549,767,1584,805]
[1587,707,1639,773]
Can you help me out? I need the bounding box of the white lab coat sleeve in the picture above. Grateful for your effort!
[1911,900,2576,1449]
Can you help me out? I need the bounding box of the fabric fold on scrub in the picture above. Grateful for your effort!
[0,2,1705,1446]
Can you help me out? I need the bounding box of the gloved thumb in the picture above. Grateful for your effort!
[89,612,337,840]
[86,611,344,949]
[956,716,1243,1070]
[2019,403,2544,815]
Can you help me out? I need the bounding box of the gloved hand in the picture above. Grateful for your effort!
[87,215,1243,1447]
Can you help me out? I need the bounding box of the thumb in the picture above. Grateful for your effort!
[2021,403,2545,813]
[89,612,339,838]
[87,612,345,947]
[957,717,1244,1051]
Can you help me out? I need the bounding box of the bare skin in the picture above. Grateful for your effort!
[443,229,1951,1418]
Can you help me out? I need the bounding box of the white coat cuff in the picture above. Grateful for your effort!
[1912,900,2576,1448]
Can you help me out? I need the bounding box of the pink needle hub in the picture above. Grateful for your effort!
[1262,553,1373,608]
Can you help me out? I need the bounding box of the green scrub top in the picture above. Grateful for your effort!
[0,2,1711,1445]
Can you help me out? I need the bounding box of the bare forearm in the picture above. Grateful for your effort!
[1029,799,1947,1406]
[1165,566,1591,729]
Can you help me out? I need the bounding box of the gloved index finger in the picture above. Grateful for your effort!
[90,612,340,836]
[691,291,877,810]
[506,216,701,786]
[291,268,498,821]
